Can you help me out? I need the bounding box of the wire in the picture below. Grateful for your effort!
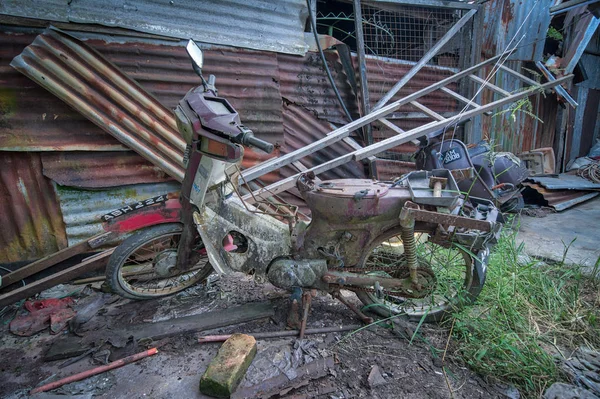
[306,0,354,122]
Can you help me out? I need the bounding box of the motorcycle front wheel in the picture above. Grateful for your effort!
[355,226,485,322]
[106,223,213,299]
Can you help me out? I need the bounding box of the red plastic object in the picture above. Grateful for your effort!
[10,297,76,336]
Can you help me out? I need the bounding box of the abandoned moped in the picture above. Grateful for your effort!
[102,40,501,323]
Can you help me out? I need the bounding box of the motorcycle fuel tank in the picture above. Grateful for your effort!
[302,179,408,222]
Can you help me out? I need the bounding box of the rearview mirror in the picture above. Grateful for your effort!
[186,40,204,71]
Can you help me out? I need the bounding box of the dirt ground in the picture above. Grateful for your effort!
[0,273,515,399]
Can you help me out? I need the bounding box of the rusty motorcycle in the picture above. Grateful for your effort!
[102,40,501,323]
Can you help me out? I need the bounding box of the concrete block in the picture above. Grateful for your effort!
[199,333,257,398]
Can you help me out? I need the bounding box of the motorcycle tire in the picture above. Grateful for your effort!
[355,225,485,323]
[106,223,213,300]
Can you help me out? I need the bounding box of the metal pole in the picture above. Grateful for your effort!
[371,9,477,112]
[353,0,373,146]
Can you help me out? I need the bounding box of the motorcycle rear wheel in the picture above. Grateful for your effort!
[106,223,213,299]
[355,226,485,322]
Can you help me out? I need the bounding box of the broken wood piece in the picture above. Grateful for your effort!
[31,347,157,394]
[198,324,361,343]
[44,337,91,362]
[86,301,275,346]
[230,356,335,399]
[0,232,114,289]
[200,334,257,398]
[0,249,114,308]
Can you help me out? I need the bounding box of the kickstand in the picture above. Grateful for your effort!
[332,290,374,325]
[298,290,314,339]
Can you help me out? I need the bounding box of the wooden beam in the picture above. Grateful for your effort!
[409,101,445,120]
[239,53,507,184]
[0,232,114,289]
[498,64,540,87]
[244,75,573,200]
[440,87,481,108]
[468,74,512,97]
[0,249,114,308]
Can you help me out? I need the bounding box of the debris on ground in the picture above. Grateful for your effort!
[9,298,76,336]
[231,356,335,399]
[31,348,158,394]
[367,365,386,388]
[200,334,257,397]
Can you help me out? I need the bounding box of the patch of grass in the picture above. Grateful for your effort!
[449,226,600,397]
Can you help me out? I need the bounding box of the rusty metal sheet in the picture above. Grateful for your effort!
[0,32,125,151]
[528,173,600,190]
[373,159,416,181]
[0,0,309,55]
[523,181,599,211]
[280,102,366,181]
[0,152,68,263]
[278,51,359,126]
[2,29,284,154]
[41,151,176,189]
[54,181,180,246]
[482,0,553,61]
[11,28,187,181]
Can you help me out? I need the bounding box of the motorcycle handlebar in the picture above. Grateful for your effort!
[242,135,274,154]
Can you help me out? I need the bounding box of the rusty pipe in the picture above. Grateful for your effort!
[30,348,158,395]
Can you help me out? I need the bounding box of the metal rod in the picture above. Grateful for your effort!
[353,0,373,145]
[240,53,507,184]
[244,75,573,201]
[30,348,158,394]
[198,325,362,343]
[371,9,477,112]
[549,0,600,15]
[535,61,578,108]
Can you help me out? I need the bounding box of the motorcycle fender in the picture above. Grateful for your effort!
[102,195,182,234]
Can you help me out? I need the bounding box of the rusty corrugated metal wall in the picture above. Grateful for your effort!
[0,20,470,263]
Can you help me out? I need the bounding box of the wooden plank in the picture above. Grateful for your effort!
[0,232,112,289]
[468,74,512,97]
[409,101,445,121]
[90,302,275,344]
[535,61,578,108]
[0,248,114,308]
[239,54,507,184]
[440,87,481,108]
[354,75,573,159]
[498,64,540,87]
[244,75,573,199]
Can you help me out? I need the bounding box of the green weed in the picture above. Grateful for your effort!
[449,227,600,397]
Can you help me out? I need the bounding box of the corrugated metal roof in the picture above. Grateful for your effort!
[0,32,125,151]
[11,28,187,181]
[0,0,309,55]
[280,102,366,181]
[41,151,175,188]
[0,152,67,263]
[482,0,553,61]
[528,173,600,190]
[55,181,180,246]
[1,30,285,152]
[523,181,599,211]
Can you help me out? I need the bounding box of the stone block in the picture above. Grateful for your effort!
[199,333,257,398]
